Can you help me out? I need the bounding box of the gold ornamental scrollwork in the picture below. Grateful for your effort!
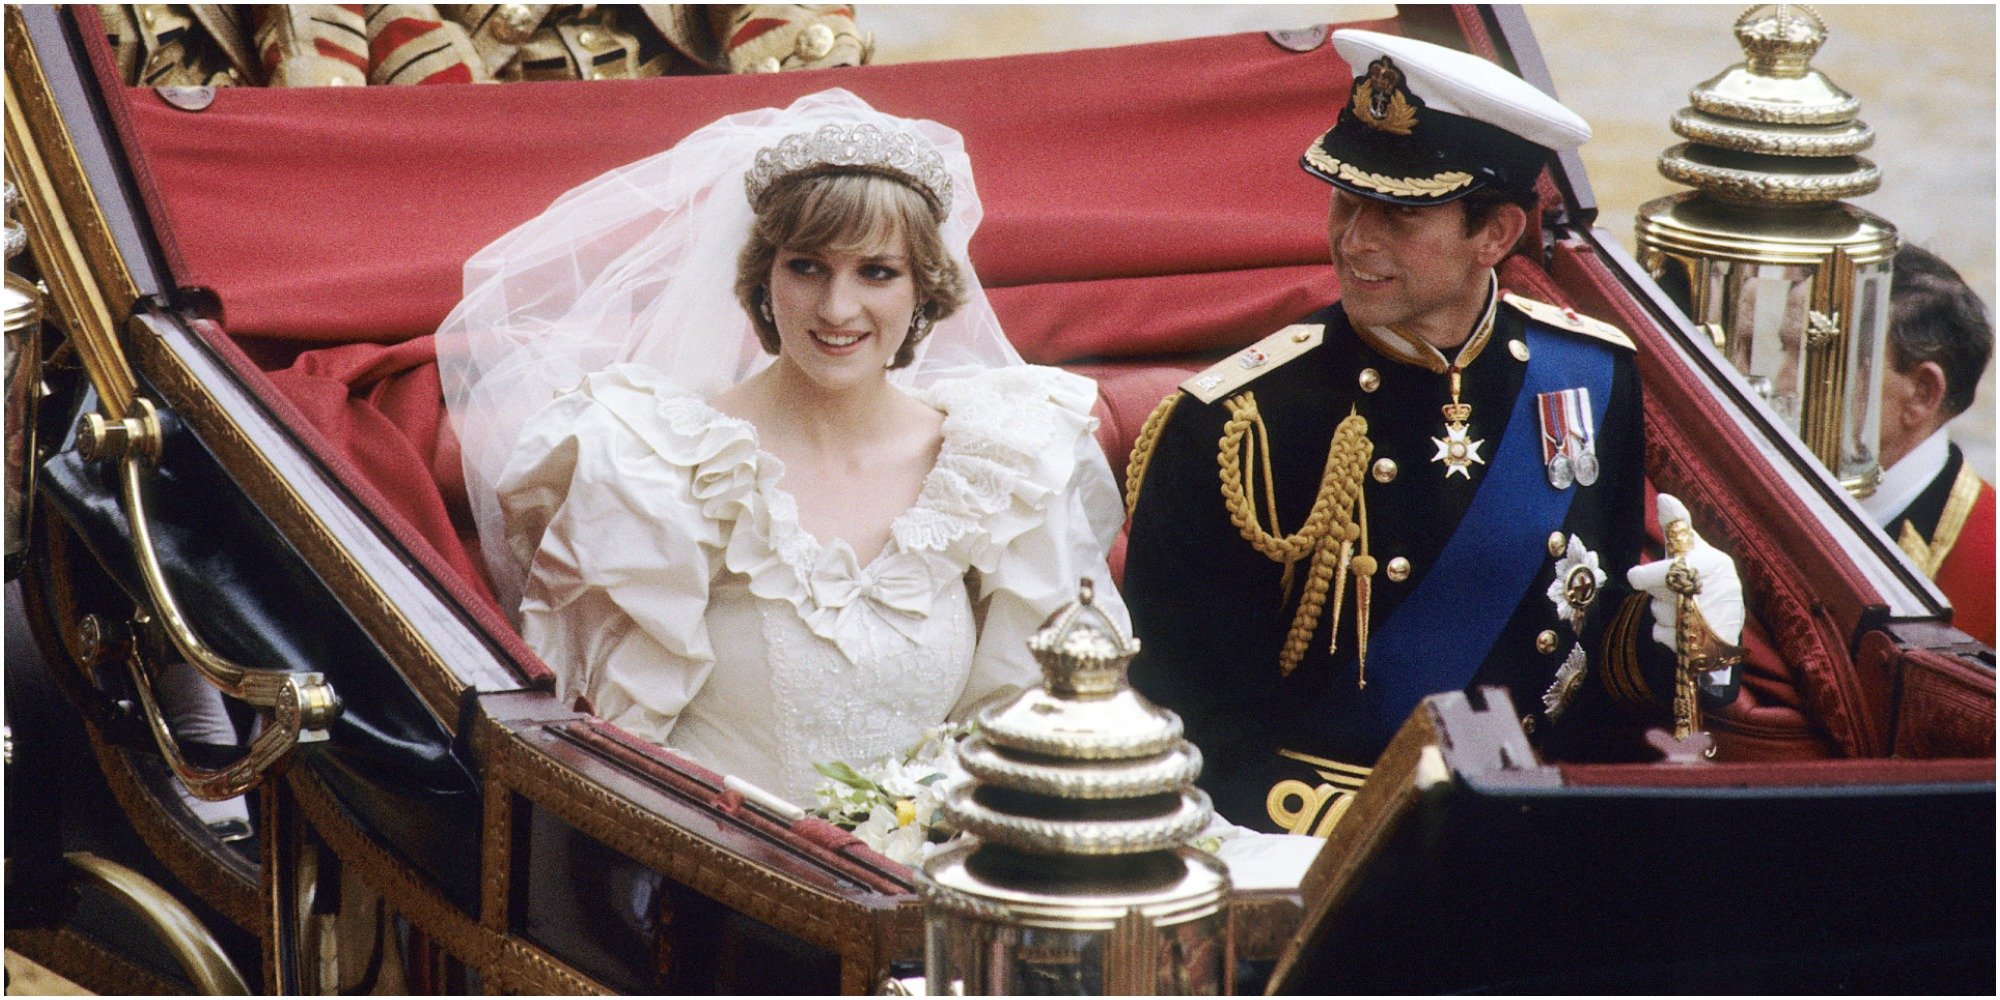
[474,713,906,993]
[12,5,490,728]
[1668,108,1871,157]
[285,763,609,995]
[1656,146,1881,203]
[22,502,266,930]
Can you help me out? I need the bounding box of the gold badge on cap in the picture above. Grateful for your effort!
[1350,56,1417,136]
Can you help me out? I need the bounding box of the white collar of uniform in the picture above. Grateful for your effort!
[1861,425,1952,528]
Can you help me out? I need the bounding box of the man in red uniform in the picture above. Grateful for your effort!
[1863,244,1994,646]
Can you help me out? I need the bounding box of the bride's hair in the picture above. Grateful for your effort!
[734,171,967,369]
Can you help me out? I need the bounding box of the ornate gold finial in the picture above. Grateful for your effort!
[1027,577,1140,698]
[1658,4,1875,204]
[920,574,1226,991]
[1734,4,1827,78]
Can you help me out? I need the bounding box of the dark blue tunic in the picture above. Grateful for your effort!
[1125,299,1677,833]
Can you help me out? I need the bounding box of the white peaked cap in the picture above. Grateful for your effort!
[1331,29,1591,152]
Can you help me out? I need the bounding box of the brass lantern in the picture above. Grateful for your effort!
[919,580,1228,995]
[1635,4,1896,497]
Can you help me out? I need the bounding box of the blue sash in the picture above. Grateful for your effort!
[1363,322,1615,741]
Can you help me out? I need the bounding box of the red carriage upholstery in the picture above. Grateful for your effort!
[83,9,1964,767]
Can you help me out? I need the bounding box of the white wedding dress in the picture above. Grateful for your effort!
[498,362,1130,807]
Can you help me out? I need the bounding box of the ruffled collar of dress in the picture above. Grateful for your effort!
[591,364,1093,656]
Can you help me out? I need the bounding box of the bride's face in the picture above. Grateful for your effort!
[766,228,918,391]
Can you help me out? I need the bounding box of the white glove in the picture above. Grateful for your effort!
[1625,494,1744,654]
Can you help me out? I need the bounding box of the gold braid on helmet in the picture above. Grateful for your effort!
[1218,393,1374,679]
[1125,390,1184,519]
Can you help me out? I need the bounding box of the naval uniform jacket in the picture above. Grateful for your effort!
[1124,298,1687,834]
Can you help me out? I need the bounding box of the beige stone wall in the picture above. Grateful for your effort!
[864,4,1996,478]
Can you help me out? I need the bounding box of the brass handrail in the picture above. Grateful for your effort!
[77,396,340,799]
[102,612,334,800]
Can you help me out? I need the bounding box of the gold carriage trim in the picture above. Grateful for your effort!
[1303,144,1475,200]
[1898,463,1983,577]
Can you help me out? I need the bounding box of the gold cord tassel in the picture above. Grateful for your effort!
[1349,493,1374,688]
[1328,533,1354,655]
[1220,398,1372,677]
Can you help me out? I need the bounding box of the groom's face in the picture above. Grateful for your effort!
[1326,188,1505,346]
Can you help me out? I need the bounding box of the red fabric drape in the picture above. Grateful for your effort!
[118,27,1388,354]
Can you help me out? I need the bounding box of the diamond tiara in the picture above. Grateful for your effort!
[744,122,953,215]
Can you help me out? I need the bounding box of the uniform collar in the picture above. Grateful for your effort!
[1355,271,1499,375]
[1862,426,1952,528]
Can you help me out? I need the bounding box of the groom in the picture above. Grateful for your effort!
[1123,30,1745,834]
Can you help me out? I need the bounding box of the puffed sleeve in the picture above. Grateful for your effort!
[496,365,756,743]
[930,367,1132,720]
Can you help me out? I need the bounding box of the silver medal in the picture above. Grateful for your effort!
[1573,450,1599,487]
[1547,452,1573,490]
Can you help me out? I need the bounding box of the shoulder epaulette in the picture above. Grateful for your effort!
[1180,323,1325,404]
[1502,292,1634,352]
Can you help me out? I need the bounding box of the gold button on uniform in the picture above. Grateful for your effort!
[1358,368,1380,393]
[1386,557,1411,582]
[577,28,599,46]
[1372,458,1397,483]
[1292,329,1313,343]
[1509,338,1530,362]
[1536,629,1559,654]
[1547,531,1567,558]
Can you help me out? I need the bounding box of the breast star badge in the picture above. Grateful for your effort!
[1543,644,1588,721]
[1431,417,1485,479]
[1547,535,1606,631]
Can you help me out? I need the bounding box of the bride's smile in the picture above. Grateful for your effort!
[770,243,916,384]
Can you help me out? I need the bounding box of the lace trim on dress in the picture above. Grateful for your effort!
[600,363,1100,657]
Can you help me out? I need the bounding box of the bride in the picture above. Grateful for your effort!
[437,89,1129,808]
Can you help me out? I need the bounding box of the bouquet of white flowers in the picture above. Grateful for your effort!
[811,722,968,867]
